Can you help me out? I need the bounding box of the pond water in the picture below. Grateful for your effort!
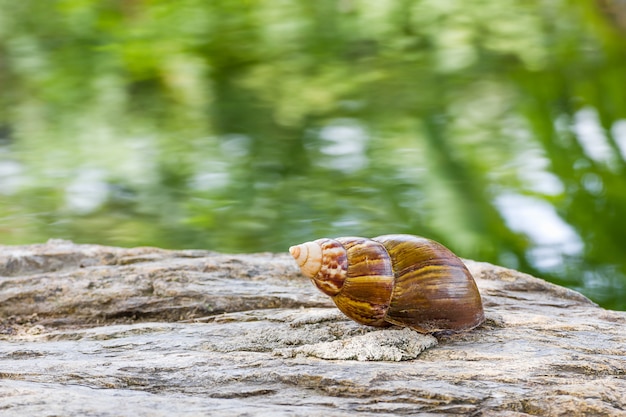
[1,1,626,310]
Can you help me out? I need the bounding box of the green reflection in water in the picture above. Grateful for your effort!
[1,0,626,310]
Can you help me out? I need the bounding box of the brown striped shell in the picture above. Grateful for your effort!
[289,234,485,333]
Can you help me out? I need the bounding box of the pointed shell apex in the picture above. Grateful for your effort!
[289,241,322,279]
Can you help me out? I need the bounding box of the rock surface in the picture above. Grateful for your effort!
[1,239,625,416]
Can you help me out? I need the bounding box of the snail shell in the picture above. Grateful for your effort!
[289,234,484,333]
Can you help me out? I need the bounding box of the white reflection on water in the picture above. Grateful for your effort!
[190,171,230,191]
[65,169,109,214]
[317,119,368,173]
[0,157,24,195]
[514,148,565,196]
[220,134,251,158]
[581,172,603,195]
[494,193,584,271]
[611,119,626,162]
[573,107,615,167]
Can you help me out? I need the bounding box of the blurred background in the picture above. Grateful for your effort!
[1,0,626,310]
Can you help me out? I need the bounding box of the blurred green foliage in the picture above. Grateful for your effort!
[1,0,626,309]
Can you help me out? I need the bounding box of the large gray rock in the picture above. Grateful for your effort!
[1,239,625,416]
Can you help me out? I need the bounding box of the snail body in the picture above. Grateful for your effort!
[289,234,484,333]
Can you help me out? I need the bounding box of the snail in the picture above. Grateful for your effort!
[289,234,484,333]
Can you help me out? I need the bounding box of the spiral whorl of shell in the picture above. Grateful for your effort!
[289,241,322,279]
[289,237,395,326]
[373,234,484,332]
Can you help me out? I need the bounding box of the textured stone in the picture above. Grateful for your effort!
[1,239,625,416]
